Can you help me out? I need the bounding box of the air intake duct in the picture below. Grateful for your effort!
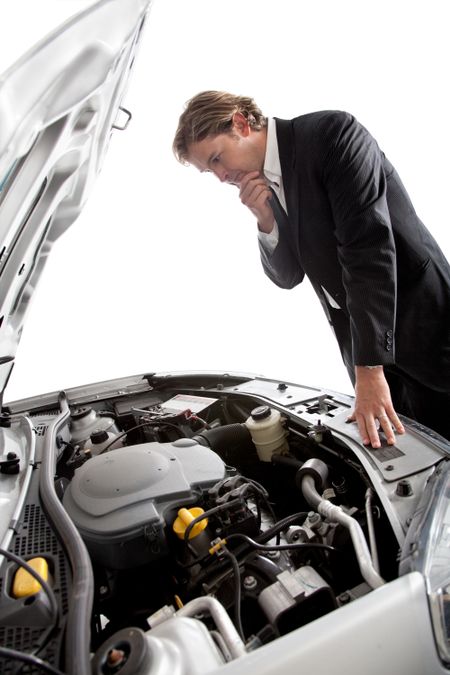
[194,423,256,466]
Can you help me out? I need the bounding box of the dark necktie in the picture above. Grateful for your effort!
[268,186,292,241]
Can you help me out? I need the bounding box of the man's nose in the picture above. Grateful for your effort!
[214,167,229,183]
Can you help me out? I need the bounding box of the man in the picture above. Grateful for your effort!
[173,91,450,446]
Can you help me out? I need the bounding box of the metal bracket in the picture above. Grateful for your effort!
[112,106,132,131]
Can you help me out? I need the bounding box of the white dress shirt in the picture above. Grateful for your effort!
[258,117,284,253]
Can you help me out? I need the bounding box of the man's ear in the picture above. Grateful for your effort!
[232,111,250,136]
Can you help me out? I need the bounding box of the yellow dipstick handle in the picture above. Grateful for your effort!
[173,506,208,540]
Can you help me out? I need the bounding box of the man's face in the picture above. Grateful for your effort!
[186,114,265,187]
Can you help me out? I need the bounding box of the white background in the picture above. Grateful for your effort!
[1,0,449,402]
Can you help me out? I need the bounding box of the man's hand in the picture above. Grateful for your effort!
[238,171,274,233]
[347,366,405,448]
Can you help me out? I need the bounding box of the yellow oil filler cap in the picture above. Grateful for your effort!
[173,507,207,540]
[12,557,49,598]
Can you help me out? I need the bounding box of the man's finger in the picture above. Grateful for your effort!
[365,416,382,448]
[379,414,395,445]
[354,412,385,448]
[238,171,262,192]
[389,412,405,435]
[240,181,268,205]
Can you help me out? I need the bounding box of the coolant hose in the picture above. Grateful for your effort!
[177,596,246,658]
[299,459,385,590]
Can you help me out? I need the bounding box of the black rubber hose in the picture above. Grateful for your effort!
[271,453,303,470]
[194,423,256,463]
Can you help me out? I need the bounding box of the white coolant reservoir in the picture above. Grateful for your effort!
[244,405,289,462]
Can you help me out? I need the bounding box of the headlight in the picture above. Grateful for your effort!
[408,460,450,665]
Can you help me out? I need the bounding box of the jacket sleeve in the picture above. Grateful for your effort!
[321,112,397,366]
[258,233,305,289]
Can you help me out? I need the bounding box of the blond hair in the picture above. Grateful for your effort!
[173,90,267,164]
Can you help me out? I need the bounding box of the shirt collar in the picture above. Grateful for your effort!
[263,117,282,187]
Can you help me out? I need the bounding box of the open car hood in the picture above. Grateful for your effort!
[0,0,152,403]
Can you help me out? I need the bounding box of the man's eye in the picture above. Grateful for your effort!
[211,155,220,163]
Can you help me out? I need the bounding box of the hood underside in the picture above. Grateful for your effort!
[0,0,152,401]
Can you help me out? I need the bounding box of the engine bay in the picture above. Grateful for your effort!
[0,372,446,674]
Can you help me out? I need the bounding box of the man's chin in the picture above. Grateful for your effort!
[228,172,246,187]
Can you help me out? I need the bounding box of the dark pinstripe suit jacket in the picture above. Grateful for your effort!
[259,112,450,390]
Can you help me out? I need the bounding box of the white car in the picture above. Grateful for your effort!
[0,2,449,674]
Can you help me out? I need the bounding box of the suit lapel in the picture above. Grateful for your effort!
[274,118,300,224]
